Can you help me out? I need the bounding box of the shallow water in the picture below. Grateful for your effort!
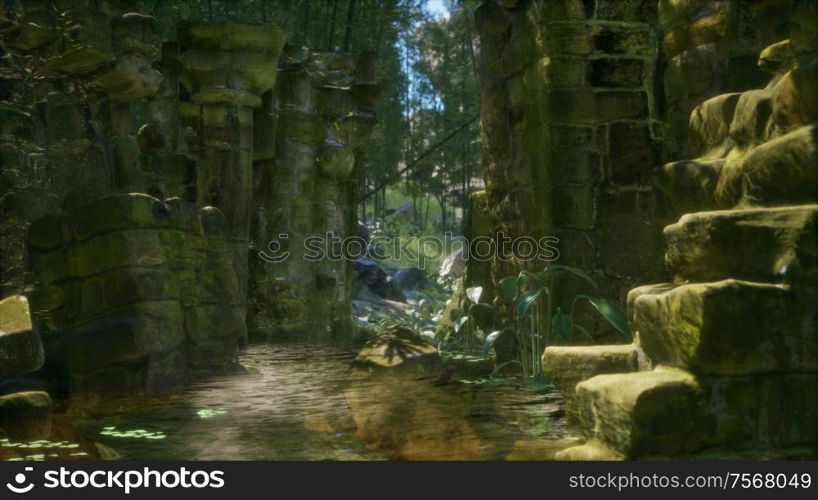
[5,344,580,461]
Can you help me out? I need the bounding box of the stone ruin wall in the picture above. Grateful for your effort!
[475,0,668,339]
[1,1,377,398]
[473,0,802,338]
[248,47,378,343]
[526,0,818,459]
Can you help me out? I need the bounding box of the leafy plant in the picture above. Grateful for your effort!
[451,285,492,353]
[483,264,630,382]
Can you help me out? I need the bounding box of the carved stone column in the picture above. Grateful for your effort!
[248,47,378,342]
[177,22,286,333]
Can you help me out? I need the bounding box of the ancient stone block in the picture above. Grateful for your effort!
[540,90,649,123]
[553,184,596,230]
[0,391,52,441]
[78,267,180,318]
[664,205,818,284]
[0,295,43,378]
[550,149,601,184]
[728,89,773,147]
[631,279,816,375]
[44,8,113,74]
[664,44,717,103]
[536,22,591,55]
[653,158,723,221]
[658,0,711,29]
[575,368,710,458]
[63,301,185,375]
[663,7,728,58]
[608,122,661,184]
[596,0,657,22]
[591,25,652,55]
[717,123,818,207]
[528,57,582,91]
[769,61,818,135]
[542,344,640,420]
[688,92,741,153]
[69,230,166,279]
[588,58,645,87]
[555,440,623,460]
[596,189,664,279]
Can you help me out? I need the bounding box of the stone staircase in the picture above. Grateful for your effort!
[556,205,818,460]
[545,31,818,459]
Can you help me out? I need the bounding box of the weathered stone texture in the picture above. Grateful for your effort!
[248,48,378,342]
[476,0,666,341]
[26,194,244,396]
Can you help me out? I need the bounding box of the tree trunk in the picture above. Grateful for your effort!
[342,0,357,52]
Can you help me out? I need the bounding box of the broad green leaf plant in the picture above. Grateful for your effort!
[483,264,630,382]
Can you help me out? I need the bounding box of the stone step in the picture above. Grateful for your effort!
[0,295,43,379]
[569,369,818,459]
[541,343,642,421]
[573,368,707,458]
[630,279,816,376]
[664,204,818,284]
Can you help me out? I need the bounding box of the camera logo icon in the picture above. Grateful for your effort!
[6,467,35,494]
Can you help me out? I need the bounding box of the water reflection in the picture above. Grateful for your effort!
[11,344,578,460]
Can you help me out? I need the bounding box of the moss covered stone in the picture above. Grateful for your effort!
[631,279,815,375]
[664,205,818,284]
[0,295,43,378]
[542,344,640,421]
[575,368,709,458]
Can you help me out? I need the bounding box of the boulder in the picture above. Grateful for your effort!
[664,205,818,284]
[352,258,405,302]
[0,295,43,378]
[392,267,429,291]
[630,279,816,376]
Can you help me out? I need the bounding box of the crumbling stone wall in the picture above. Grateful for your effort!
[473,0,798,339]
[660,0,793,158]
[248,47,378,343]
[26,194,244,399]
[551,0,818,459]
[475,0,667,339]
[2,3,295,398]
